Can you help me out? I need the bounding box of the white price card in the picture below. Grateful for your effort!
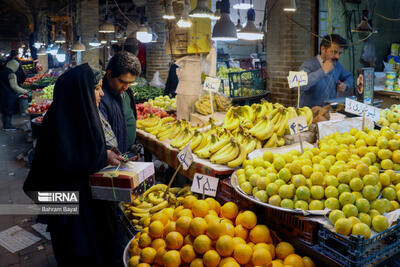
[191,173,219,197]
[177,144,194,171]
[345,98,381,122]
[287,71,308,88]
[203,77,221,92]
[288,116,308,135]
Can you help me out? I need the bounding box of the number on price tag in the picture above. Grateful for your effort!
[287,71,308,88]
[191,173,219,197]
[288,116,308,135]
[177,144,194,171]
[345,98,380,122]
[203,77,221,92]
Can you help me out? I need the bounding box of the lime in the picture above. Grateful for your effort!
[382,187,397,201]
[254,190,268,203]
[342,204,358,217]
[266,183,279,197]
[326,175,339,187]
[262,151,274,162]
[278,168,292,183]
[329,210,345,225]
[355,198,370,213]
[363,185,379,201]
[279,185,294,199]
[309,200,324,210]
[338,184,351,195]
[363,174,379,186]
[372,215,389,232]
[350,178,364,192]
[240,182,253,195]
[339,192,356,206]
[335,218,352,236]
[325,186,339,198]
[294,200,309,210]
[296,186,311,201]
[352,223,371,238]
[325,197,340,210]
[268,195,281,206]
[311,186,324,200]
[281,199,294,209]
[310,172,324,186]
[358,213,372,227]
[273,157,286,171]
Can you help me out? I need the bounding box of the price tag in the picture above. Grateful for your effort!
[191,173,219,197]
[345,98,380,122]
[203,77,221,92]
[288,116,308,135]
[177,144,194,171]
[287,71,308,88]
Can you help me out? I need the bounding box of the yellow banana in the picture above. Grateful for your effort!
[137,202,153,209]
[193,133,209,152]
[227,142,247,168]
[148,192,165,205]
[129,206,150,213]
[277,137,285,147]
[132,199,142,206]
[177,131,195,150]
[143,184,168,198]
[169,187,181,194]
[264,133,278,148]
[190,131,203,151]
[161,117,175,124]
[149,200,169,213]
[210,137,230,154]
[256,139,262,149]
[131,212,151,218]
[245,137,257,154]
[211,141,239,164]
[254,119,274,141]
[277,111,290,137]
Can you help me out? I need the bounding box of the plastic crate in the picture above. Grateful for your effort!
[264,207,320,245]
[317,219,400,267]
[228,69,265,98]
[216,178,255,210]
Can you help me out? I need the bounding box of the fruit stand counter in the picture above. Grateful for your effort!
[137,130,235,180]
[374,89,400,109]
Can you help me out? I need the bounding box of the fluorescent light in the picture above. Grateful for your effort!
[283,0,296,12]
[189,0,213,19]
[233,0,253,10]
[212,0,238,41]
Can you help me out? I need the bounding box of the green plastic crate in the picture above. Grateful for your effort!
[228,69,265,98]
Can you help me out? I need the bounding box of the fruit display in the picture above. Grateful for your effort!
[235,126,400,238]
[223,101,313,148]
[194,93,232,115]
[127,197,315,267]
[26,102,52,114]
[311,105,331,123]
[130,85,163,101]
[145,96,177,111]
[37,84,54,100]
[378,104,400,131]
[121,184,194,231]
[217,66,248,80]
[136,103,172,120]
[23,74,57,87]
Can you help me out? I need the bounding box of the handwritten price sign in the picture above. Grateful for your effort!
[345,98,380,122]
[177,144,194,171]
[288,116,308,135]
[203,77,222,92]
[191,173,219,197]
[287,71,308,88]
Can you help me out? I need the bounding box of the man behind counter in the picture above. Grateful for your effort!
[299,34,354,107]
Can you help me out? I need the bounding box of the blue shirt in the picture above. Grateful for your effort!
[299,56,354,107]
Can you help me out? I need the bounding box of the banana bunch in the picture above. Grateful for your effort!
[214,93,231,111]
[297,106,313,127]
[121,184,194,230]
[137,115,176,135]
[195,94,232,115]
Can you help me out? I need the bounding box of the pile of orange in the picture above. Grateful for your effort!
[128,197,315,267]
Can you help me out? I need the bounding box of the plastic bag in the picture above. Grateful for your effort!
[149,71,165,88]
[361,38,376,66]
[383,61,393,72]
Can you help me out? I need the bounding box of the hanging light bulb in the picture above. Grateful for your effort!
[283,0,296,12]
[89,34,101,46]
[233,0,253,10]
[211,1,221,21]
[177,0,192,28]
[71,36,86,51]
[236,19,243,32]
[163,0,176,20]
[56,47,66,62]
[189,0,213,19]
[55,31,66,44]
[99,0,115,33]
[238,8,263,40]
[136,17,153,43]
[212,0,237,41]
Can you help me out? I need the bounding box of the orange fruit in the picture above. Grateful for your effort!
[184,234,195,245]
[216,235,235,257]
[162,250,181,267]
[203,250,221,267]
[233,243,253,264]
[141,227,149,234]
[151,238,166,251]
[164,221,176,235]
[189,217,208,236]
[140,247,157,264]
[268,244,276,259]
[251,248,272,266]
[206,197,221,215]
[208,210,219,216]
[162,207,174,220]
[236,211,257,229]
[284,254,304,267]
[218,257,236,267]
[235,211,244,225]
[275,242,295,260]
[253,243,269,251]
[234,225,248,240]
[192,200,210,217]
[270,260,285,267]
[154,247,167,265]
[223,222,235,237]
[176,216,192,236]
[232,237,246,248]
[180,244,196,263]
[190,258,205,267]
[247,242,255,248]
[149,221,164,238]
[165,231,184,250]
[221,262,240,267]
[303,256,316,267]
[173,206,184,220]
[207,221,227,240]
[183,195,198,209]
[128,255,140,267]
[130,245,141,256]
[205,214,220,225]
[137,264,150,267]
[151,212,169,225]
[193,234,212,254]
[221,202,239,220]
[249,225,272,244]
[139,233,152,248]
[178,209,194,219]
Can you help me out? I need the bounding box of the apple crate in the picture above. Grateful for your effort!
[316,219,400,267]
[263,207,320,245]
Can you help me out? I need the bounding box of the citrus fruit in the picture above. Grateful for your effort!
[234,225,248,240]
[207,221,226,240]
[251,248,272,265]
[221,202,239,220]
[275,242,295,259]
[216,235,235,257]
[139,233,152,248]
[352,222,371,238]
[149,221,164,238]
[190,258,204,267]
[180,244,196,263]
[193,234,212,254]
[342,204,358,217]
[165,231,184,250]
[218,257,236,267]
[334,218,352,235]
[249,225,272,244]
[192,200,210,218]
[372,215,389,232]
[205,197,221,215]
[151,238,166,251]
[128,255,140,267]
[303,256,316,267]
[236,210,257,229]
[283,254,305,267]
[176,216,192,236]
[232,237,246,248]
[151,212,168,225]
[203,250,221,267]
[162,250,181,267]
[140,247,157,264]
[233,244,252,264]
[189,217,208,237]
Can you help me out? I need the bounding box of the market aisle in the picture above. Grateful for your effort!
[0,115,56,267]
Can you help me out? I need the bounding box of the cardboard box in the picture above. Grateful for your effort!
[90,161,155,189]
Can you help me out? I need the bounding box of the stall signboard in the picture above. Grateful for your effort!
[357,67,374,104]
[345,98,380,122]
[177,144,194,171]
[203,77,221,92]
[287,71,308,88]
[288,116,308,135]
[191,173,219,197]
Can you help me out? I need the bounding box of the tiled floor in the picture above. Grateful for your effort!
[0,115,56,267]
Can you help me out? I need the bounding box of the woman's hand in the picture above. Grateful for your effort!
[107,149,124,166]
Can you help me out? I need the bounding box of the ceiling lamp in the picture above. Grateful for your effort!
[99,0,115,33]
[236,19,243,31]
[116,29,123,39]
[233,0,253,10]
[212,0,237,41]
[89,34,101,47]
[177,0,192,28]
[56,47,66,62]
[211,1,221,21]
[136,18,153,43]
[71,36,86,52]
[238,8,263,40]
[55,31,66,44]
[163,0,176,20]
[189,0,213,19]
[283,0,296,12]
[37,46,47,55]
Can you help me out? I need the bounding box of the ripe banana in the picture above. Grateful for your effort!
[143,184,168,198]
[211,141,239,164]
[264,133,278,148]
[245,137,257,154]
[148,192,165,205]
[210,137,230,154]
[150,200,169,213]
[277,137,285,147]
[193,133,208,152]
[276,111,290,137]
[254,119,274,141]
[227,142,247,168]
[137,202,153,209]
[190,131,203,151]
